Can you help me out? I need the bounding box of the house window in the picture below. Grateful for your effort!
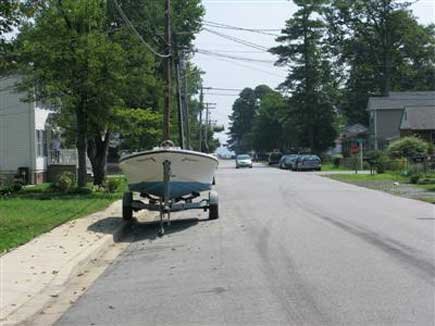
[36,130,48,157]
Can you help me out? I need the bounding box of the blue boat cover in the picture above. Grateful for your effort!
[128,181,211,199]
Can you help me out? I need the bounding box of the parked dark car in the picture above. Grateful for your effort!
[295,155,322,171]
[268,152,283,165]
[279,154,300,169]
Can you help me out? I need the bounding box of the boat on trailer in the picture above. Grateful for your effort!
[120,142,219,235]
[120,147,218,200]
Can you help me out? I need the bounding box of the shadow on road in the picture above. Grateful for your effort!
[126,218,206,242]
[87,216,210,242]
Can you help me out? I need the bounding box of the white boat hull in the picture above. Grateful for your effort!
[120,148,218,199]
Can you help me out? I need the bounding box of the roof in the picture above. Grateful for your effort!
[400,106,435,130]
[342,123,368,138]
[367,91,435,111]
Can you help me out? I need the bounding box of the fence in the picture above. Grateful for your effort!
[48,149,92,173]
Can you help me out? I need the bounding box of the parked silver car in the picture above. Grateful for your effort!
[236,154,253,168]
[295,155,322,171]
[279,154,300,170]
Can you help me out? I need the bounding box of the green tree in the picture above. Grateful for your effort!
[0,1,21,72]
[18,0,129,186]
[16,0,205,185]
[112,108,162,151]
[227,88,258,153]
[251,89,287,152]
[327,0,435,124]
[270,0,337,153]
[107,0,205,150]
[387,136,429,160]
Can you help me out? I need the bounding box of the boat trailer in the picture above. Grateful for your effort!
[122,160,219,236]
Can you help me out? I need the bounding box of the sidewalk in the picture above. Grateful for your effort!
[0,200,128,325]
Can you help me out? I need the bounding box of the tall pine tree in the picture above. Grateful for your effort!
[327,0,435,124]
[270,0,337,153]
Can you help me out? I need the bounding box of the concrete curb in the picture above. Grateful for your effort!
[0,200,131,326]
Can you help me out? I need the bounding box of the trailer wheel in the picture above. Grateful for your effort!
[122,192,133,221]
[209,203,219,220]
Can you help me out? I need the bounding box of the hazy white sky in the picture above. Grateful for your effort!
[192,0,435,147]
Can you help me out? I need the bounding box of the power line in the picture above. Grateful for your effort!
[199,49,267,54]
[196,49,275,64]
[112,0,171,58]
[204,21,281,36]
[203,28,270,52]
[196,54,287,79]
[203,93,240,97]
[204,87,244,92]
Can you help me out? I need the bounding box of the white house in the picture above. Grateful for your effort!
[0,75,51,184]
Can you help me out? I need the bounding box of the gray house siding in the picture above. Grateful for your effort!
[367,92,435,150]
[375,109,403,148]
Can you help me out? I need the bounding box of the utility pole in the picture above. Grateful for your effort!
[163,0,171,141]
[203,103,216,153]
[181,53,190,149]
[175,53,185,149]
[204,103,209,153]
[199,85,203,152]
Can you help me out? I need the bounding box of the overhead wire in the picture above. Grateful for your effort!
[203,93,240,97]
[203,28,270,52]
[204,20,281,36]
[196,49,275,64]
[204,87,244,92]
[196,54,287,79]
[199,49,266,53]
[112,0,171,58]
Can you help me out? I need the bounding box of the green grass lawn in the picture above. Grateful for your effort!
[321,163,351,171]
[414,183,435,192]
[326,172,435,204]
[0,178,126,253]
[327,172,407,183]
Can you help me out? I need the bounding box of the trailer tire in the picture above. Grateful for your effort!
[122,192,133,221]
[209,203,219,220]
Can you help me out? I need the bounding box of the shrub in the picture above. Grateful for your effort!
[71,187,93,195]
[332,154,343,168]
[11,181,23,193]
[367,150,389,174]
[410,175,420,184]
[0,178,23,196]
[104,177,122,193]
[417,178,435,185]
[428,142,434,156]
[387,136,429,160]
[387,158,407,172]
[55,172,75,193]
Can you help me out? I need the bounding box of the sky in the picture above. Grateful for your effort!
[192,0,435,151]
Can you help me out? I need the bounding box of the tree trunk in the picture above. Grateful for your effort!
[87,131,110,186]
[76,106,87,188]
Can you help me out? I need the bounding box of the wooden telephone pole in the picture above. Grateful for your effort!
[163,0,171,141]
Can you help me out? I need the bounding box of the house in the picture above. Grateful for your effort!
[0,75,51,184]
[367,91,435,150]
[400,106,435,143]
[0,76,93,185]
[341,123,369,157]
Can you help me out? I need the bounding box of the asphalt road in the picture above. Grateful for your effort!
[56,161,435,326]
